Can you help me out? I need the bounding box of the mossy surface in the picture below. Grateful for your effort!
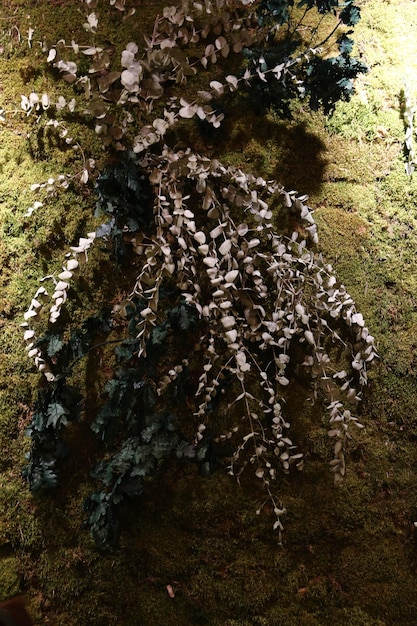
[0,0,417,625]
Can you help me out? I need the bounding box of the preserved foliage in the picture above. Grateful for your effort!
[14,0,375,547]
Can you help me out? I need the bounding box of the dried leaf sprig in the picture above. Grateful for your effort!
[114,147,378,526]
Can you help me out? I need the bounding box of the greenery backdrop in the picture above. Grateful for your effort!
[0,0,416,624]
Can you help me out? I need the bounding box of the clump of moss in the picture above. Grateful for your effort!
[0,557,22,600]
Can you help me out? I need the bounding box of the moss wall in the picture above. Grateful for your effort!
[0,0,417,624]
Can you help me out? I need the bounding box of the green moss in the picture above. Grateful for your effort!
[0,0,416,625]
[0,558,21,600]
[326,95,403,143]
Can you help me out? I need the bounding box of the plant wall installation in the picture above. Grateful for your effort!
[13,0,376,547]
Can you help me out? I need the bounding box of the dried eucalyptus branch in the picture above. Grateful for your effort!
[18,0,373,544]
